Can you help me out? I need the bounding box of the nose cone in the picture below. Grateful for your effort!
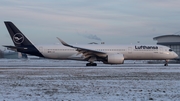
[173,52,179,59]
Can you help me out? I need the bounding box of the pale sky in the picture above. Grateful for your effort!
[0,0,180,49]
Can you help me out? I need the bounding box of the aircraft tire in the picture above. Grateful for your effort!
[164,63,168,66]
[86,63,97,66]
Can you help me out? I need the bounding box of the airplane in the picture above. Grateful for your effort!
[3,21,178,66]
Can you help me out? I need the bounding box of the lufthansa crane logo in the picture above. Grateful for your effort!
[13,33,24,44]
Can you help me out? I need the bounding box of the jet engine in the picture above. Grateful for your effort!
[105,53,124,64]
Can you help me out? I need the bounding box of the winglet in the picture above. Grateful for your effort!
[56,37,71,47]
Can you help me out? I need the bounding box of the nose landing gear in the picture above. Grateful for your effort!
[164,60,169,66]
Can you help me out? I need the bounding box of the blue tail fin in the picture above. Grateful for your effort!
[4,21,44,57]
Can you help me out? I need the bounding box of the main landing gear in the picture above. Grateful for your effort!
[164,60,169,66]
[86,63,97,66]
[86,57,97,66]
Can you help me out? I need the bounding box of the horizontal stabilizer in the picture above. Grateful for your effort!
[3,45,28,50]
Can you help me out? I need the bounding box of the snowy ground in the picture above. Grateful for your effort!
[0,59,180,101]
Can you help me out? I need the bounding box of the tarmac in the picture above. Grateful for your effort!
[0,59,180,101]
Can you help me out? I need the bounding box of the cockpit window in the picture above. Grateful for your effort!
[169,49,173,52]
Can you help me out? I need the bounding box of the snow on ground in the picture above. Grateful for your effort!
[0,59,180,101]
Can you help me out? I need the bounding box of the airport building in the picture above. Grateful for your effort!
[0,49,27,59]
[153,35,180,59]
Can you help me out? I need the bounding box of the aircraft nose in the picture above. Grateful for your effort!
[174,52,179,59]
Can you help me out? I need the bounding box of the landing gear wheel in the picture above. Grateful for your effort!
[92,63,97,66]
[164,60,168,66]
[86,63,90,66]
[164,63,168,66]
[86,63,97,66]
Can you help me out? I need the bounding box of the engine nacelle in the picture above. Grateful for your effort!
[106,54,124,64]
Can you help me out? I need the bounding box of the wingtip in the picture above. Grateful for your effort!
[56,37,63,43]
[56,37,68,46]
[56,37,61,41]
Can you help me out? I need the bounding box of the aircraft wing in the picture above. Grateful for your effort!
[57,37,107,59]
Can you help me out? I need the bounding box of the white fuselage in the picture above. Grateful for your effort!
[35,44,178,61]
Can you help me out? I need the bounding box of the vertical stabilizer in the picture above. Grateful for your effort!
[4,21,33,47]
[4,21,44,57]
